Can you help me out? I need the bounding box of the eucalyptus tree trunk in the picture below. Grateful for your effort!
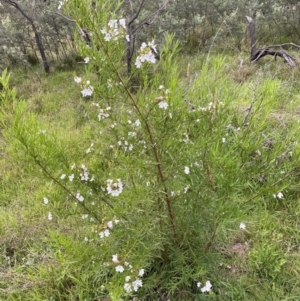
[3,0,50,73]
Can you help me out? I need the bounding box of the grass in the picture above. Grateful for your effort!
[2,53,300,300]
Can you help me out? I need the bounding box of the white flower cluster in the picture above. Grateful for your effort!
[124,276,143,293]
[108,118,142,152]
[273,191,284,199]
[106,179,123,196]
[80,164,94,182]
[75,192,84,202]
[198,101,224,113]
[155,85,170,110]
[197,280,212,293]
[117,138,134,152]
[127,119,141,127]
[135,40,157,68]
[60,163,94,183]
[184,166,190,174]
[101,19,129,42]
[74,77,94,97]
[97,217,119,239]
[111,255,145,293]
[98,107,110,121]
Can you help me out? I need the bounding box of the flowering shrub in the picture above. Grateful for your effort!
[2,1,300,300]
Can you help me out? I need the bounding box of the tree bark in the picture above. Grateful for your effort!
[3,0,50,73]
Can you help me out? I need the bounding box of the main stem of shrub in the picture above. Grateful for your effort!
[93,31,178,244]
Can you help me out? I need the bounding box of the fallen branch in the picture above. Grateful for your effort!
[246,16,297,67]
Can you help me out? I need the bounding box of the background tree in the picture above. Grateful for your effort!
[0,0,75,71]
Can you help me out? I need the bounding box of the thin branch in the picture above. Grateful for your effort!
[54,11,76,23]
[264,42,300,49]
[132,0,169,34]
[33,157,111,222]
[127,0,146,27]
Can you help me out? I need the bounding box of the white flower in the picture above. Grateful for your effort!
[158,101,168,110]
[184,166,190,174]
[58,1,63,9]
[201,280,212,293]
[112,254,119,263]
[74,76,82,83]
[125,34,130,42]
[108,19,118,28]
[222,137,226,143]
[115,265,124,273]
[68,174,74,182]
[197,282,201,288]
[184,185,190,194]
[119,18,126,29]
[273,192,284,199]
[132,278,143,291]
[101,30,112,42]
[99,229,110,238]
[148,40,157,53]
[60,174,66,179]
[277,192,284,199]
[135,57,142,68]
[125,276,131,282]
[84,236,89,242]
[124,283,132,293]
[159,85,164,90]
[134,119,141,127]
[107,221,113,229]
[75,192,84,202]
[113,218,120,224]
[106,179,123,196]
[43,197,49,205]
[84,57,90,64]
[81,86,94,97]
[138,269,145,277]
[82,214,89,219]
[128,131,136,137]
[239,222,246,230]
[48,212,52,221]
